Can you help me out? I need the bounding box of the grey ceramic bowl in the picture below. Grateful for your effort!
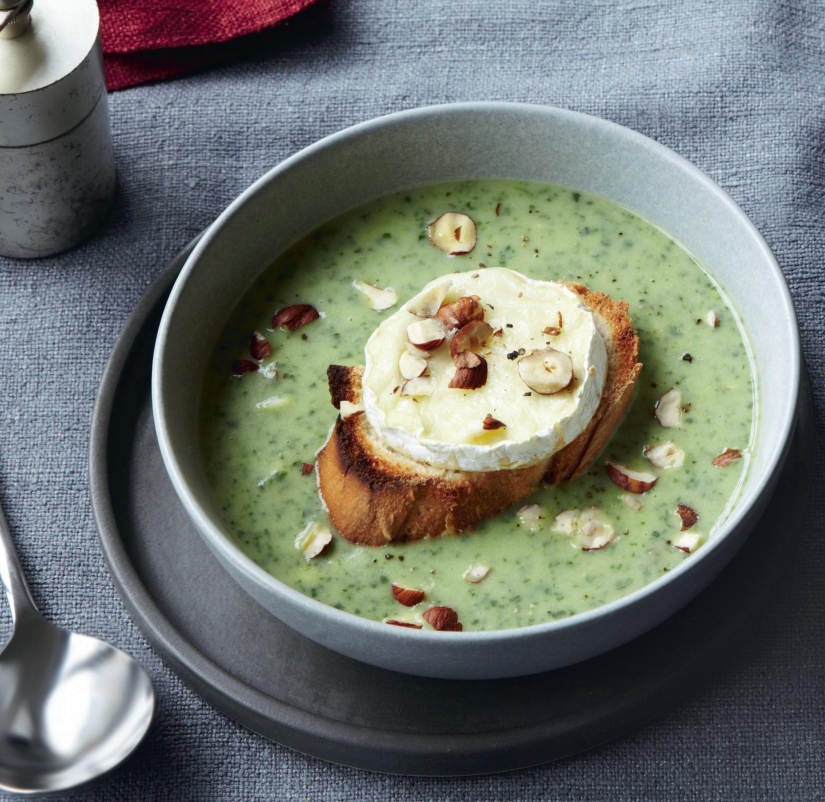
[152,103,799,680]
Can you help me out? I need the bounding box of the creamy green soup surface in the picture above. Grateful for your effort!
[200,180,756,632]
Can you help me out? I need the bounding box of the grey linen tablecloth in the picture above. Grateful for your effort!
[1,1,824,799]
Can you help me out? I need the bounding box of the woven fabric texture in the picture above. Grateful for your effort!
[1,0,824,799]
[100,0,324,89]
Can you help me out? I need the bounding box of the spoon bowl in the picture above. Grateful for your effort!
[0,505,155,796]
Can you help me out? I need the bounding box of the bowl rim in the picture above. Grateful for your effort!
[152,101,801,645]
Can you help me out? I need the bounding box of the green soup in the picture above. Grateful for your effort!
[200,180,755,631]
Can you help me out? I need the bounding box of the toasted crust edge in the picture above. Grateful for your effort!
[541,283,641,484]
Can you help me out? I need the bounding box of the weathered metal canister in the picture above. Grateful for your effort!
[0,0,115,258]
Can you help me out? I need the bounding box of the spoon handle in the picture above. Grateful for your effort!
[0,500,39,623]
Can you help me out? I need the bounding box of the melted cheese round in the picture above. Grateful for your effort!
[362,268,607,472]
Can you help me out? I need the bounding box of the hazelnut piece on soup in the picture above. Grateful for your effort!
[427,213,477,255]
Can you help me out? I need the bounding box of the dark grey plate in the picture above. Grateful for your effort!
[89,239,814,777]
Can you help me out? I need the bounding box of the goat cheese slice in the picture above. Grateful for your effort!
[362,268,607,472]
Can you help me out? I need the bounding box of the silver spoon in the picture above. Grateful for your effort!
[0,500,155,796]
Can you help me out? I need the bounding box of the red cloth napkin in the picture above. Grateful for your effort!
[99,0,326,91]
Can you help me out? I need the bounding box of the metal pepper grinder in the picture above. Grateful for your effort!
[0,0,115,258]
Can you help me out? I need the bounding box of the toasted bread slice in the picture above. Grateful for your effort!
[316,283,641,546]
